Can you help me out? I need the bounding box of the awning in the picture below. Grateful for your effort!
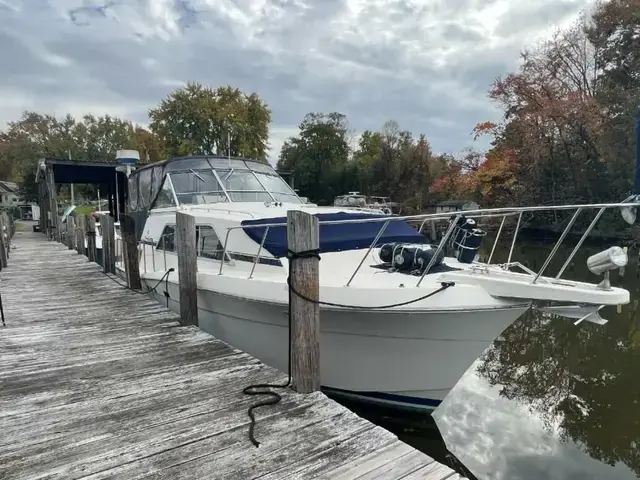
[241,212,425,258]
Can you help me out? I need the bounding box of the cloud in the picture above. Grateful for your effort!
[0,0,595,163]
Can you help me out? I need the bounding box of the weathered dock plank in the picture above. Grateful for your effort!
[0,229,462,479]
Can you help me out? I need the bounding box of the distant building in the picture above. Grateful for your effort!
[435,200,480,214]
[0,181,22,207]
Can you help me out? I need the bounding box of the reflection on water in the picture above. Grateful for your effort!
[336,238,640,479]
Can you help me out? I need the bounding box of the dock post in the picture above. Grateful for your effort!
[286,210,321,393]
[1,213,9,256]
[176,212,198,326]
[0,215,7,269]
[100,214,116,274]
[86,215,97,263]
[120,213,142,290]
[76,215,86,255]
[46,166,59,242]
[67,216,76,250]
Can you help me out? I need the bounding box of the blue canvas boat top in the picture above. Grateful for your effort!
[241,212,425,258]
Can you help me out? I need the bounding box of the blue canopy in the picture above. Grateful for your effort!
[241,212,425,258]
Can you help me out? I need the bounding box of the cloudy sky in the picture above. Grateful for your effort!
[0,0,594,163]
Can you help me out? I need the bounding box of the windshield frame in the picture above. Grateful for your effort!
[161,160,302,207]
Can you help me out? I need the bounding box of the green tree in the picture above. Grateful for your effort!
[353,120,439,214]
[0,111,163,200]
[352,130,383,193]
[277,112,353,204]
[149,83,271,161]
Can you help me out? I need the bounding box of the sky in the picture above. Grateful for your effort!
[0,0,595,164]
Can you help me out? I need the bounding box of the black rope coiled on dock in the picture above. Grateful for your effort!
[243,248,455,447]
[243,249,319,447]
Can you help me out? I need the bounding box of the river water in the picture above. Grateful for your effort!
[331,236,640,479]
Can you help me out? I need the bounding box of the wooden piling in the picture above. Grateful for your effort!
[0,215,7,269]
[86,215,97,263]
[120,213,142,290]
[286,210,321,393]
[175,212,198,326]
[75,215,86,255]
[67,216,76,250]
[1,213,9,255]
[45,166,59,242]
[100,214,116,274]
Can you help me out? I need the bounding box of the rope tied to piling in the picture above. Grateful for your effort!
[243,248,455,447]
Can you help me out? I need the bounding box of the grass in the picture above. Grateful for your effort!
[15,222,25,232]
[75,205,96,215]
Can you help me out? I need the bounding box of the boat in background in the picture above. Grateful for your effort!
[91,211,121,266]
[113,155,636,412]
[333,192,400,214]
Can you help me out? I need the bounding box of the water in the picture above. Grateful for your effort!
[332,236,640,479]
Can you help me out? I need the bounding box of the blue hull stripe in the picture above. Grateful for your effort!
[322,386,442,408]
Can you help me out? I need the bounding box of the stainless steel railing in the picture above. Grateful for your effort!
[138,201,640,287]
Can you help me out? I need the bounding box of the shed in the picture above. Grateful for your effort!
[435,200,480,214]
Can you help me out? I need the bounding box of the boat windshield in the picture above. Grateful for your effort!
[167,165,302,205]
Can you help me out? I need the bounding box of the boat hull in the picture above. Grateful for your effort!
[145,277,528,411]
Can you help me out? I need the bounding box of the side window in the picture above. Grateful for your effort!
[152,177,176,209]
[196,225,226,261]
[156,225,175,251]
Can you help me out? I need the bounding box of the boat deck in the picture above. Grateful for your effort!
[0,229,464,479]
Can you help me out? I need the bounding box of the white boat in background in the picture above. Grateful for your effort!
[114,155,636,411]
[59,207,121,255]
[333,192,399,214]
[91,211,121,251]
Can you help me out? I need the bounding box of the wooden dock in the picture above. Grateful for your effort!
[0,229,464,479]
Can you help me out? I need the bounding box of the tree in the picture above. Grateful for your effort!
[0,111,163,199]
[587,0,640,198]
[352,130,383,193]
[149,83,271,161]
[277,112,352,204]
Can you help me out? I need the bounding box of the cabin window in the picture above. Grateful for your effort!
[216,169,272,202]
[152,177,176,209]
[138,168,153,209]
[207,158,248,170]
[196,225,226,261]
[128,176,138,211]
[169,169,228,205]
[155,224,228,262]
[138,158,304,206]
[246,162,276,174]
[254,173,301,204]
[156,225,175,251]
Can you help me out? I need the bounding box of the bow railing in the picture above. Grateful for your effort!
[137,201,640,287]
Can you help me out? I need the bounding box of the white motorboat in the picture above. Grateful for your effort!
[114,155,635,411]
